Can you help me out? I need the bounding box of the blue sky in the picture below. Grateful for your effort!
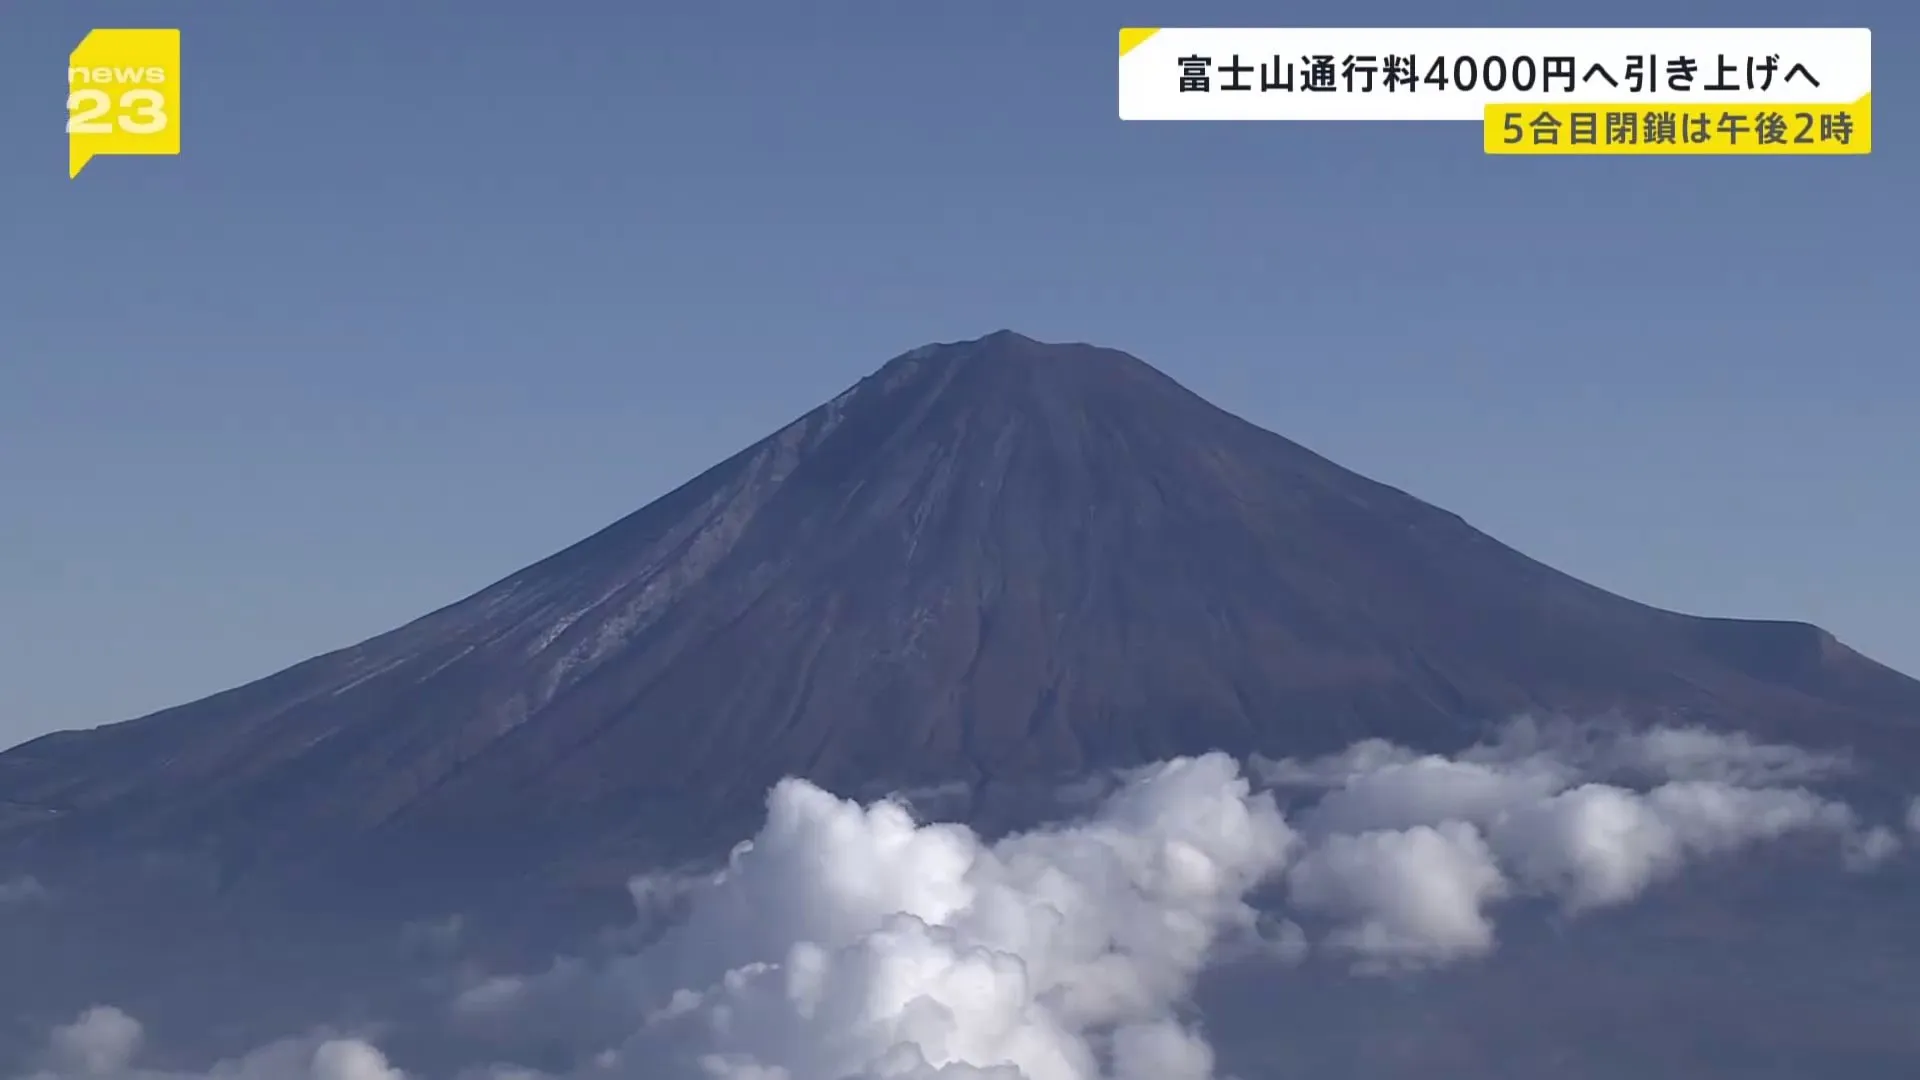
[0,0,1913,748]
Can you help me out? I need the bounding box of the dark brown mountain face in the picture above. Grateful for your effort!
[3,330,1918,882]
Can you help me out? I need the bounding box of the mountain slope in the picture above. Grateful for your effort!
[3,330,1917,877]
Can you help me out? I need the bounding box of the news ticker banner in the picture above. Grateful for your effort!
[1118,27,1872,155]
[67,28,180,178]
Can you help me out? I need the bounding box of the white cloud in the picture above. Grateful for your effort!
[1604,726,1853,786]
[13,1008,399,1080]
[48,1007,141,1077]
[1257,721,1888,964]
[1489,780,1855,911]
[1251,738,1415,790]
[456,753,1296,1080]
[1287,821,1506,968]
[308,1041,405,1080]
[1294,754,1571,837]
[12,722,1907,1080]
[1456,718,1854,787]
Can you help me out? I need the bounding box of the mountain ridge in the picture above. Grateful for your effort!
[3,330,1917,881]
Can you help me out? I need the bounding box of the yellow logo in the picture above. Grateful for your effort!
[67,29,181,178]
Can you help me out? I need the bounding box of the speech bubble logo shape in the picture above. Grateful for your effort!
[68,29,181,178]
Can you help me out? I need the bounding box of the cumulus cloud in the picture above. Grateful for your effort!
[1288,821,1506,967]
[47,1007,141,1077]
[12,1008,399,1080]
[453,753,1294,1080]
[442,722,1896,1074]
[1259,722,1889,967]
[1488,780,1855,910]
[13,721,1907,1080]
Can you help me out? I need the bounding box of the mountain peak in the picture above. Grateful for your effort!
[946,328,1041,349]
[889,330,1149,374]
[861,330,1202,429]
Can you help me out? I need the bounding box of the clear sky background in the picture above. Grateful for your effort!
[0,0,1913,749]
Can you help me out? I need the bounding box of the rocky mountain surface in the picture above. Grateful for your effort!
[3,330,1916,889]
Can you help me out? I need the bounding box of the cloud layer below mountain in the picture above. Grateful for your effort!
[9,721,1909,1080]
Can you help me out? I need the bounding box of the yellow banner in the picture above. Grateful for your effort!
[1484,94,1869,154]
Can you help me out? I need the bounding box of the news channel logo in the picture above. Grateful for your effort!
[66,28,180,178]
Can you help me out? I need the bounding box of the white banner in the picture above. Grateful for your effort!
[1118,27,1872,120]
